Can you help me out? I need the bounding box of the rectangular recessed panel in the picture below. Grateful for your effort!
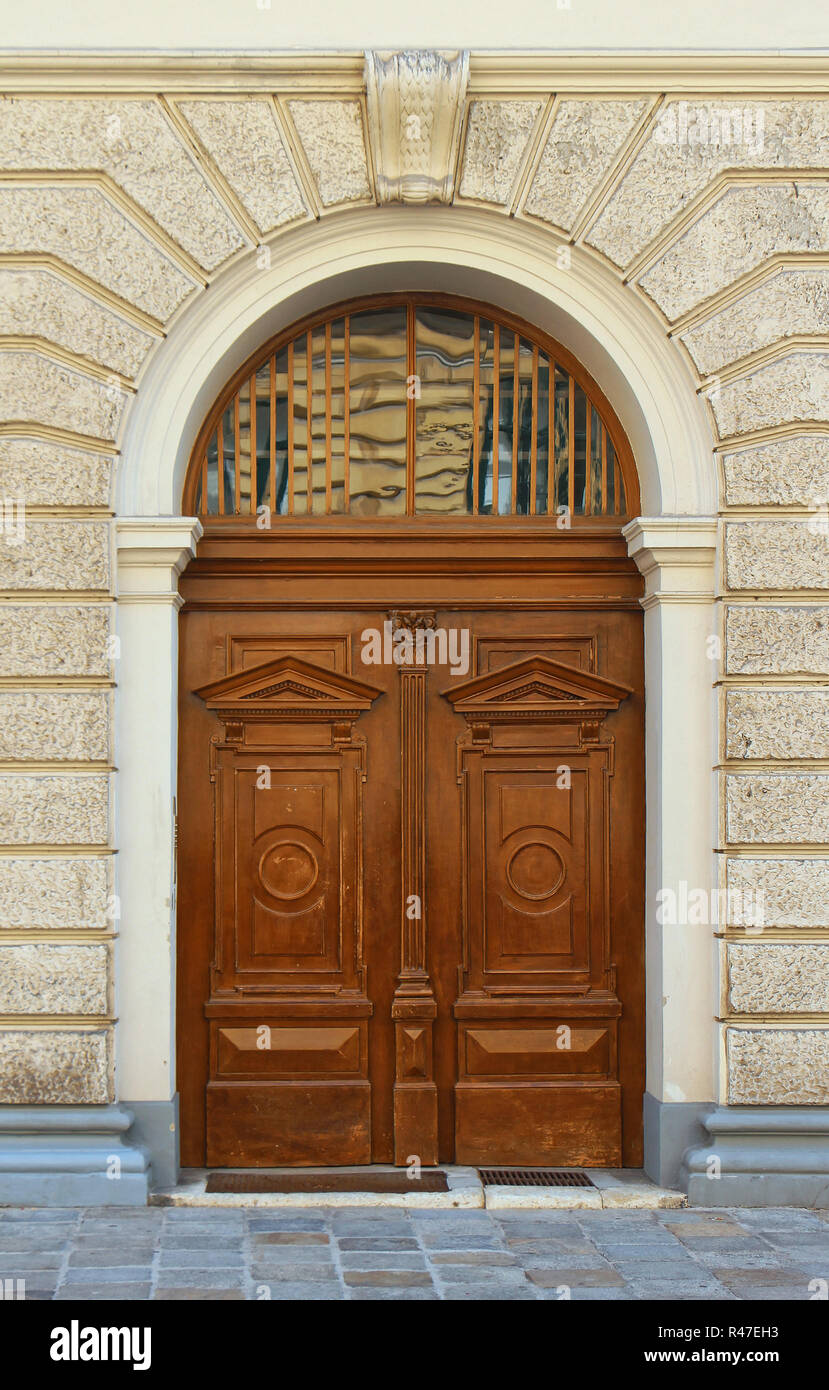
[205,1169,450,1194]
[478,1168,595,1188]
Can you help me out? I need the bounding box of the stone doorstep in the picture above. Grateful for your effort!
[149,1167,684,1211]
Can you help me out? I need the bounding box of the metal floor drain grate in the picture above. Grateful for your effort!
[478,1168,596,1188]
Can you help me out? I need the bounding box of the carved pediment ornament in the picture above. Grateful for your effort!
[365,49,469,205]
[442,654,633,725]
[194,655,383,731]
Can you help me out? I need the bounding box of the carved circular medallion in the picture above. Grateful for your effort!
[506,841,565,901]
[259,842,319,900]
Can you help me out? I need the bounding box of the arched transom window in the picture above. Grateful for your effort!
[186,294,636,521]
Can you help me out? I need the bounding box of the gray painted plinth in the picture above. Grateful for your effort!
[682,1107,829,1207]
[643,1092,710,1188]
[126,1098,179,1191]
[0,1106,150,1206]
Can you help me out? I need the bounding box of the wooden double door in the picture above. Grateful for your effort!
[177,532,645,1169]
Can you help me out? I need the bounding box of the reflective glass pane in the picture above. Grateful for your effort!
[348,307,407,516]
[573,382,587,514]
[535,354,550,515]
[414,306,479,513]
[590,404,603,515]
[552,368,569,514]
[515,338,534,515]
[329,317,346,513]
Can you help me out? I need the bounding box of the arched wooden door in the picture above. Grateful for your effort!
[176,294,645,1169]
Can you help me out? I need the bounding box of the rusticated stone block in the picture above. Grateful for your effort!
[0,185,196,321]
[0,691,110,762]
[709,352,829,439]
[178,99,306,233]
[0,438,112,508]
[590,99,829,269]
[0,775,109,845]
[725,772,829,844]
[726,857,829,929]
[0,97,244,271]
[0,1027,112,1103]
[0,350,124,442]
[725,605,829,675]
[0,520,110,592]
[0,604,112,677]
[638,184,829,320]
[724,521,829,592]
[525,98,647,231]
[459,100,542,205]
[0,943,110,1015]
[287,100,371,206]
[725,688,829,759]
[0,268,153,378]
[722,436,829,508]
[682,268,829,376]
[727,943,829,1014]
[727,1026,829,1104]
[0,856,111,929]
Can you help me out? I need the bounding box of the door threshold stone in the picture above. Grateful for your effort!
[149,1166,685,1210]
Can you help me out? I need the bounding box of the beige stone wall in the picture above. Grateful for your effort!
[0,64,827,1111]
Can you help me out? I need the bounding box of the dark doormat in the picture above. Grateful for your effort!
[205,1169,450,1194]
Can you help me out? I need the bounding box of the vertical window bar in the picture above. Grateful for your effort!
[601,422,608,517]
[343,315,350,514]
[287,340,295,516]
[249,372,257,515]
[325,319,332,514]
[547,360,554,515]
[200,454,207,514]
[567,373,575,521]
[406,300,416,515]
[306,328,313,514]
[233,392,241,515]
[492,324,500,516]
[530,346,538,516]
[472,314,480,516]
[585,394,592,516]
[511,333,519,514]
[269,356,276,514]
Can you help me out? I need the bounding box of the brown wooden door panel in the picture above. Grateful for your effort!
[177,549,645,1170]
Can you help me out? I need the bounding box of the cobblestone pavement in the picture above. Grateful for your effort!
[1,1205,827,1301]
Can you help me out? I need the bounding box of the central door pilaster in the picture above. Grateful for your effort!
[390,612,439,1166]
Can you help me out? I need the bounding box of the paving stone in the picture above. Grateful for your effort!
[256,1282,344,1300]
[526,1268,625,1288]
[156,1270,245,1289]
[249,1263,337,1282]
[3,1252,67,1269]
[253,1232,329,1246]
[339,1253,429,1271]
[68,1249,156,1266]
[154,1289,244,1300]
[246,1246,337,1265]
[159,1249,244,1268]
[337,1237,419,1250]
[440,1283,537,1300]
[343,1270,433,1287]
[162,1235,242,1250]
[54,1285,152,1300]
[348,1288,438,1300]
[63,1265,152,1283]
[430,1251,517,1266]
[417,1233,502,1250]
[433,1266,529,1285]
[248,1216,328,1232]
